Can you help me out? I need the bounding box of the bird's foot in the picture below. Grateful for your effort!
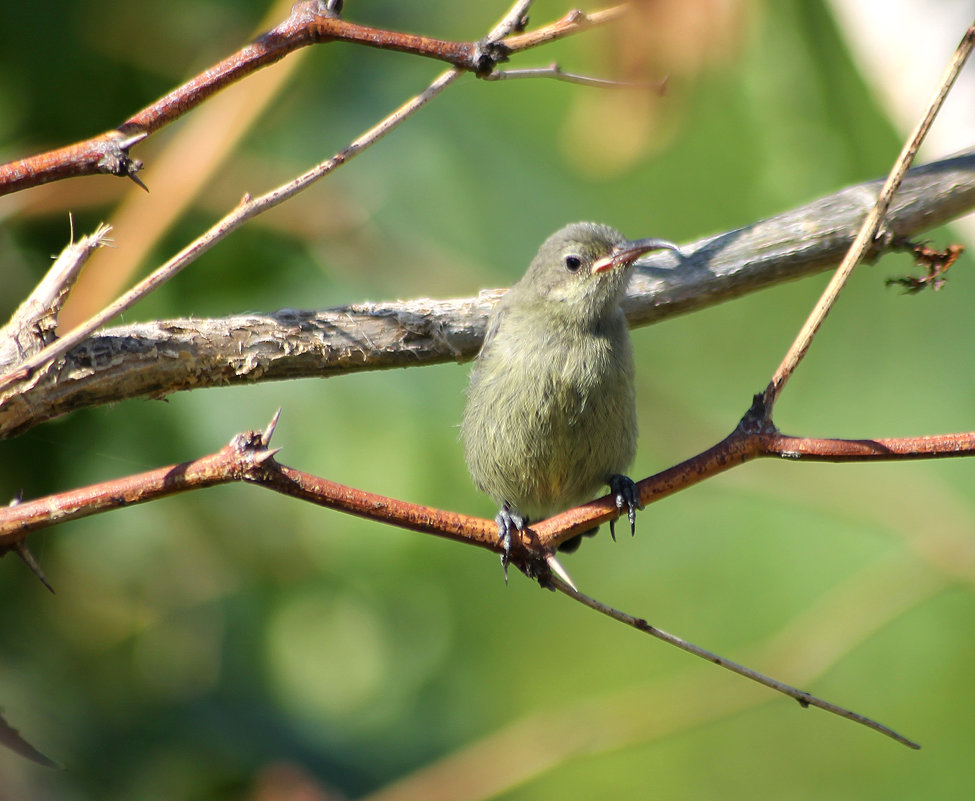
[495,504,527,583]
[608,474,643,541]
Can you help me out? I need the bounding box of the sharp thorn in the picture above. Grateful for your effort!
[545,552,577,592]
[117,130,148,150]
[15,542,54,594]
[262,408,283,446]
[127,169,149,193]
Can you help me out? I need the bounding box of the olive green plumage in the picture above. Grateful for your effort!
[462,222,680,554]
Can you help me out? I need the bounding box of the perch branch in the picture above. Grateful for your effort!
[4,407,972,559]
[0,412,498,550]
[0,410,927,749]
[532,402,975,549]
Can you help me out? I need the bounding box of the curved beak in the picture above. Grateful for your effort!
[591,237,682,274]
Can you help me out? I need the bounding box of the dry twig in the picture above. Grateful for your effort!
[550,577,919,749]
[762,22,975,412]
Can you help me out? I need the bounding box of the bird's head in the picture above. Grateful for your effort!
[517,222,681,326]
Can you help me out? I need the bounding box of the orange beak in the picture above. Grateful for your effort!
[591,237,682,274]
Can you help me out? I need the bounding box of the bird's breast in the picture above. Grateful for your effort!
[462,309,637,518]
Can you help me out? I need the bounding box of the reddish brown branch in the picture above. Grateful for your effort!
[121,10,495,139]
[255,464,499,549]
[0,431,258,539]
[534,416,975,550]
[0,2,624,196]
[0,414,499,555]
[2,410,974,578]
[0,3,488,195]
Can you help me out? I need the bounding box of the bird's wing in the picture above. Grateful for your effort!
[476,305,507,365]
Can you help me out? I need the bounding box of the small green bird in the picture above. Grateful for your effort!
[462,222,681,571]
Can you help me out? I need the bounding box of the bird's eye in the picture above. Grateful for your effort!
[564,255,582,272]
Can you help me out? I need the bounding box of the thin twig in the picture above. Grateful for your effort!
[360,557,939,801]
[485,0,534,42]
[0,72,466,390]
[549,576,920,749]
[763,21,975,412]
[0,222,113,365]
[502,6,628,52]
[484,62,667,90]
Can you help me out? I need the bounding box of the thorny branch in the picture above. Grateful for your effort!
[0,408,936,748]
[0,2,620,196]
[9,405,970,559]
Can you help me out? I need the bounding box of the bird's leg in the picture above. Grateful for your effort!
[608,474,643,540]
[495,503,527,583]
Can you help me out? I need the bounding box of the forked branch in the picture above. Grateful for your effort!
[0,2,623,195]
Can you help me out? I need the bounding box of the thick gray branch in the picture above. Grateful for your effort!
[1,149,973,438]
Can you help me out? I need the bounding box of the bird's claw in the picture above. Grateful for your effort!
[495,504,527,583]
[608,474,642,541]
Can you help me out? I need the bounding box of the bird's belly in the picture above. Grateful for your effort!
[469,360,636,521]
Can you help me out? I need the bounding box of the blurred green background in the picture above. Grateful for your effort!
[1,1,974,799]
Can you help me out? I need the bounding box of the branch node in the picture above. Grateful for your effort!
[739,393,776,434]
[95,131,147,189]
[471,39,510,76]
